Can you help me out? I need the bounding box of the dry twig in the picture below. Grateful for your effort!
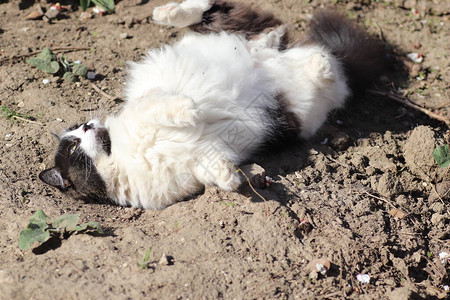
[90,83,117,101]
[368,89,450,127]
[233,163,267,203]
[11,116,43,125]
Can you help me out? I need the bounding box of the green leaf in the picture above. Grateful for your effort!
[27,58,60,74]
[19,223,51,251]
[52,214,80,231]
[91,0,115,12]
[35,48,56,62]
[73,221,104,234]
[80,0,91,12]
[72,64,88,77]
[432,145,450,168]
[63,72,75,82]
[30,209,51,223]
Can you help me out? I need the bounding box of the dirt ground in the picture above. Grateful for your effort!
[0,0,449,299]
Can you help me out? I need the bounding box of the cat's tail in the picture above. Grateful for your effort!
[307,10,386,93]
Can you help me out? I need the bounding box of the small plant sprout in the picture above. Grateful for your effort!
[19,209,103,251]
[80,0,115,13]
[139,248,152,269]
[1,105,35,121]
[27,48,89,82]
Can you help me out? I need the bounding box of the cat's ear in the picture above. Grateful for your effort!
[39,168,71,189]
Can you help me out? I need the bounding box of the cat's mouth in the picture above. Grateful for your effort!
[82,123,94,133]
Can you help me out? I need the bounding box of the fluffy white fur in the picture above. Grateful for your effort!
[67,1,349,209]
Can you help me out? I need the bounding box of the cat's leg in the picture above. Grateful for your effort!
[153,0,212,28]
[193,150,241,191]
[134,90,200,127]
[249,25,286,50]
[280,48,349,139]
[306,52,336,84]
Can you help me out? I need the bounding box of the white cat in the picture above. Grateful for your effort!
[39,0,385,209]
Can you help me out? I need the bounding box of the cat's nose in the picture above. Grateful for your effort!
[82,123,93,132]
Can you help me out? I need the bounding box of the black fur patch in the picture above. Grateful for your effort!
[266,93,302,145]
[307,10,386,93]
[191,0,288,49]
[96,127,111,156]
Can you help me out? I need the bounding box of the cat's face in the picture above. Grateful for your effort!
[39,120,111,201]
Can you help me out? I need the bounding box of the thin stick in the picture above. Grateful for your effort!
[233,163,268,203]
[363,191,412,215]
[368,89,450,126]
[0,47,91,64]
[11,116,43,125]
[91,83,117,101]
[363,191,396,209]
[433,100,450,110]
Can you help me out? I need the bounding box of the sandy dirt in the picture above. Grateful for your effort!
[0,0,449,299]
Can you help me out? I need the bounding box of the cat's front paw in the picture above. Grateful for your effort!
[215,160,241,191]
[174,107,200,127]
[153,2,183,26]
[307,53,336,84]
[171,97,200,127]
[153,0,209,28]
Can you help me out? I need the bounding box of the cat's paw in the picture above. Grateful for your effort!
[153,0,209,28]
[153,3,182,26]
[255,25,286,49]
[215,160,241,191]
[174,108,200,127]
[307,52,335,83]
[172,97,200,127]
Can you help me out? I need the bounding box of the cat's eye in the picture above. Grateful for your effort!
[69,145,77,155]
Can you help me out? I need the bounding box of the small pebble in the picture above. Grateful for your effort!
[5,133,13,141]
[87,71,96,80]
[42,79,50,84]
[439,252,449,264]
[17,101,24,108]
[120,33,130,39]
[407,52,423,64]
[316,263,327,275]
[356,274,370,284]
[158,254,170,266]
[56,118,63,122]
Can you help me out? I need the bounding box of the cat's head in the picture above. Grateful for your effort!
[39,119,111,201]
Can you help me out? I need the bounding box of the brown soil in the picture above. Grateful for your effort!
[0,0,449,299]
